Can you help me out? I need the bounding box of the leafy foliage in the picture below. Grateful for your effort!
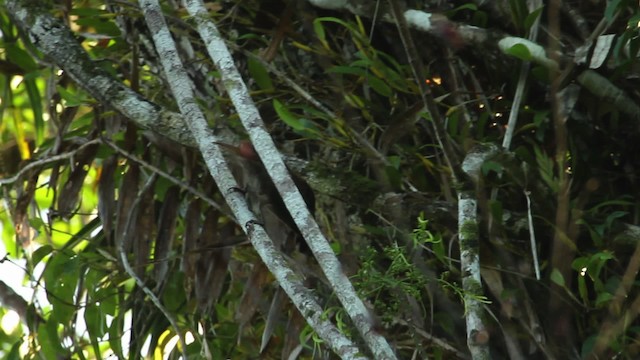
[1,0,640,359]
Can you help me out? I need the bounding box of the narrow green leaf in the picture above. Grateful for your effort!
[38,321,67,359]
[108,308,125,358]
[31,244,53,266]
[24,77,44,144]
[57,86,90,107]
[327,65,368,76]
[6,44,37,72]
[366,74,392,97]
[85,303,107,337]
[313,19,328,49]
[604,0,623,21]
[43,251,79,324]
[273,99,305,131]
[448,3,478,14]
[550,268,565,287]
[6,338,22,360]
[577,275,589,306]
[524,6,544,32]
[247,57,273,91]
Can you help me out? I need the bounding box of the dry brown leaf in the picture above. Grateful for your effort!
[98,155,117,246]
[154,186,181,285]
[261,287,286,353]
[282,308,306,360]
[56,143,98,218]
[181,199,201,296]
[115,164,140,252]
[235,262,270,327]
[195,208,232,313]
[133,182,155,278]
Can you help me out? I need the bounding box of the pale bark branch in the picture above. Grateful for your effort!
[4,0,195,147]
[138,0,367,358]
[181,0,397,358]
[306,0,640,122]
[459,145,498,360]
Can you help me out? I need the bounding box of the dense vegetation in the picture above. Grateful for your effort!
[1,0,640,359]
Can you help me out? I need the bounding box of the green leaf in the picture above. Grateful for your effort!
[577,274,589,306]
[247,57,273,91]
[85,303,107,338]
[162,271,186,311]
[524,6,544,32]
[96,287,117,316]
[327,65,368,76]
[273,99,305,131]
[505,43,532,61]
[6,338,22,360]
[572,256,588,271]
[43,251,80,324]
[37,321,67,359]
[6,44,37,72]
[581,335,598,359]
[366,74,392,97]
[24,77,44,144]
[481,160,503,176]
[489,200,503,226]
[604,0,623,21]
[387,155,401,169]
[595,291,614,307]
[108,310,125,358]
[58,86,90,107]
[550,268,565,287]
[472,10,488,27]
[313,18,328,49]
[447,3,478,15]
[31,244,53,266]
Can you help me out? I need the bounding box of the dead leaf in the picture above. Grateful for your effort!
[57,143,98,218]
[182,199,201,296]
[116,164,140,252]
[154,186,181,286]
[98,156,117,246]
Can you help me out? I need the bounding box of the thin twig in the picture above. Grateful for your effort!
[0,139,101,185]
[524,190,541,280]
[101,138,230,218]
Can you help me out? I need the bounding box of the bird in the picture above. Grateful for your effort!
[217,140,316,356]
[217,140,315,250]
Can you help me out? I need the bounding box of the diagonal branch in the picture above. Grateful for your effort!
[181,0,397,358]
[4,0,195,147]
[138,0,368,358]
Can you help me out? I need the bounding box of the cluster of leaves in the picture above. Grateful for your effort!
[2,0,640,359]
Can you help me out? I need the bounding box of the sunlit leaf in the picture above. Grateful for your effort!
[31,244,53,266]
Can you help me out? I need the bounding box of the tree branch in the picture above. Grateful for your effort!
[138,0,368,358]
[181,0,398,357]
[4,0,195,147]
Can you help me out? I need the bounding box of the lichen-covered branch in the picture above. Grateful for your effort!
[138,0,367,358]
[182,0,396,358]
[4,0,195,147]
[459,145,498,359]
